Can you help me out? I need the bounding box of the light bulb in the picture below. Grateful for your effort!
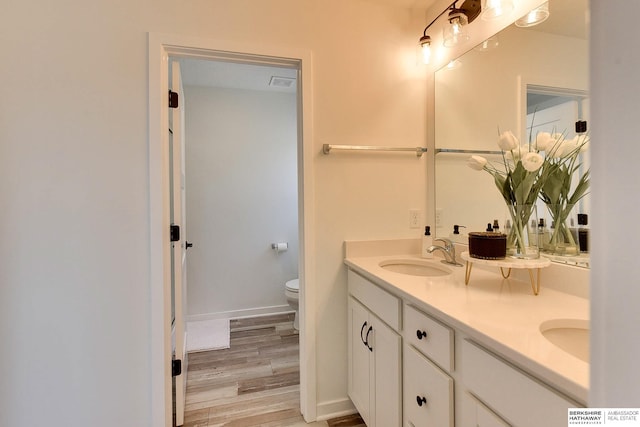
[443,11,470,47]
[421,43,431,64]
[419,35,431,64]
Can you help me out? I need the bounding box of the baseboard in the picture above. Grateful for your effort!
[314,398,357,421]
[186,304,292,322]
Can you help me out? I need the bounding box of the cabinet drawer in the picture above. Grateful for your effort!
[462,339,582,427]
[404,304,454,372]
[404,345,454,427]
[348,269,401,331]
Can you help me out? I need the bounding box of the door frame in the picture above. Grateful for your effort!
[148,32,316,427]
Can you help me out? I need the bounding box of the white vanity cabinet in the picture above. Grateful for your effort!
[346,264,584,427]
[347,270,402,427]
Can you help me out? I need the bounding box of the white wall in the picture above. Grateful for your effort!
[183,85,298,318]
[0,1,428,425]
[590,0,640,407]
[1,2,151,426]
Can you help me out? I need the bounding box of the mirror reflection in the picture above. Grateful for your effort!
[434,0,590,266]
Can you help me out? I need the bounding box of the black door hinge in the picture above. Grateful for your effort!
[170,224,180,242]
[169,90,179,108]
[172,359,182,377]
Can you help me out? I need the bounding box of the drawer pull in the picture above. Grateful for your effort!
[416,329,428,340]
[365,326,373,352]
[360,321,368,345]
[416,395,427,407]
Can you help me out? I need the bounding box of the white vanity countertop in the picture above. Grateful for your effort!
[344,252,589,404]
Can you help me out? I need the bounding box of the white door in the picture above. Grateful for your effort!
[170,60,187,426]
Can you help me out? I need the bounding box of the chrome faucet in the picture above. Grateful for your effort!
[427,237,463,266]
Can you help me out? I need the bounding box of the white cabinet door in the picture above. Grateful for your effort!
[348,295,402,427]
[372,317,402,427]
[348,297,372,425]
[404,345,454,427]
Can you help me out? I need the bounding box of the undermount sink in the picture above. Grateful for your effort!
[540,319,589,363]
[379,259,452,277]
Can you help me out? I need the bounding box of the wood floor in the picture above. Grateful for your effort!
[183,313,365,427]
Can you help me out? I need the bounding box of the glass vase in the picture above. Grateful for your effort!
[505,203,539,259]
[542,203,580,256]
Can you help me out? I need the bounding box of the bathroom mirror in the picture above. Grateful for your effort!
[434,0,590,266]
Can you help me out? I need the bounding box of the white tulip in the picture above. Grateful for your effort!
[535,132,553,151]
[506,144,530,163]
[521,152,544,172]
[467,155,487,171]
[548,139,569,158]
[498,130,519,151]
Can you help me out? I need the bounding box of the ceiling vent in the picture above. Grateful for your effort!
[269,76,296,89]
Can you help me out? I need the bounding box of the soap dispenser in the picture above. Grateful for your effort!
[578,214,589,253]
[422,225,433,259]
[450,224,467,244]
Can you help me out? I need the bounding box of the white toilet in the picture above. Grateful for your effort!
[285,278,300,330]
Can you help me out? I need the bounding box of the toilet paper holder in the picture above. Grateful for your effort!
[272,242,288,253]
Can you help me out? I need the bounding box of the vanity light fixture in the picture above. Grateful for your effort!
[443,8,471,47]
[419,35,432,64]
[481,0,514,20]
[418,0,481,64]
[515,1,550,27]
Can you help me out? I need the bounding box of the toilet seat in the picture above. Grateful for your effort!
[285,279,299,293]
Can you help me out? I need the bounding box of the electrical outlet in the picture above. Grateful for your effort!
[409,209,422,229]
[435,208,443,227]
